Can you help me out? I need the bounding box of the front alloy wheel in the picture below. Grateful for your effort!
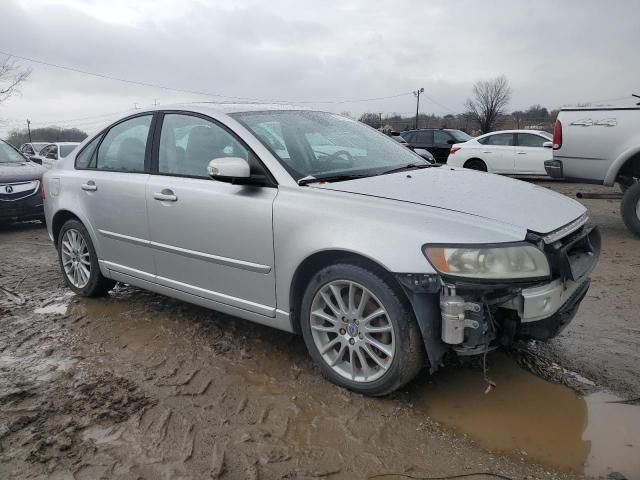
[300,263,424,396]
[310,280,395,382]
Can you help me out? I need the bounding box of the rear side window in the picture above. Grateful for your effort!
[517,133,546,148]
[414,130,433,144]
[96,115,151,172]
[478,133,514,146]
[75,136,102,169]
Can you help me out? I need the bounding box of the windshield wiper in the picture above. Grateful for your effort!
[297,173,370,186]
[380,162,431,176]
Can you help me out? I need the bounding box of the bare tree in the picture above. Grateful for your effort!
[464,75,512,134]
[0,56,31,105]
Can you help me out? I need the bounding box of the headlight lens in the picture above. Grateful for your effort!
[424,245,550,280]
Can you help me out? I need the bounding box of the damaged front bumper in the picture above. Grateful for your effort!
[398,223,600,371]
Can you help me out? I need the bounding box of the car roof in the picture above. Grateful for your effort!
[137,102,312,116]
[477,129,550,136]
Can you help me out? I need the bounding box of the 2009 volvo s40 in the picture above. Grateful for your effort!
[43,104,600,395]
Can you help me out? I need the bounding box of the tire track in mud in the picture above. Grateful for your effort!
[1,224,588,479]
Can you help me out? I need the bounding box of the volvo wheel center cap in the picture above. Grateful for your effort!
[346,322,359,337]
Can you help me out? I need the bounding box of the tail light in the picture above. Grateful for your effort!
[449,146,461,154]
[553,120,562,150]
[39,177,46,200]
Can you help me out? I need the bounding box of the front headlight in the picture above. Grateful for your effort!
[423,244,550,280]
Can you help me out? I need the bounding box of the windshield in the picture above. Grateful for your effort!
[232,110,426,181]
[0,141,26,164]
[60,145,78,157]
[447,130,473,142]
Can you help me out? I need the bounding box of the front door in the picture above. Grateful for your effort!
[77,114,156,280]
[146,113,277,317]
[515,133,552,174]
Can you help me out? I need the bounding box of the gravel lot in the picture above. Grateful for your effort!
[0,180,638,480]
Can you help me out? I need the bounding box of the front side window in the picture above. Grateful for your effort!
[434,130,452,145]
[39,145,52,157]
[517,133,546,148]
[47,146,58,159]
[447,130,473,142]
[233,110,426,181]
[159,114,249,177]
[479,133,514,146]
[96,115,151,172]
[22,145,34,155]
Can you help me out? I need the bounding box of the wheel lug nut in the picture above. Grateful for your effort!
[339,328,346,335]
[349,338,355,345]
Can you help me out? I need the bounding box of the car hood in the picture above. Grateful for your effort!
[0,161,46,183]
[314,167,585,234]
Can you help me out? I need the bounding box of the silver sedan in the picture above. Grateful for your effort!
[43,104,600,395]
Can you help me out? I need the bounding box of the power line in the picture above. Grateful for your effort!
[0,50,414,105]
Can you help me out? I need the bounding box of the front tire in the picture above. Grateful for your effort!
[300,263,424,396]
[621,182,640,237]
[57,219,116,296]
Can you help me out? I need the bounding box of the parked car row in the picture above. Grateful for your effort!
[28,142,81,167]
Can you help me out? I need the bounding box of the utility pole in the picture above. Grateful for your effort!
[153,99,159,107]
[379,112,383,128]
[413,87,424,129]
[26,119,32,142]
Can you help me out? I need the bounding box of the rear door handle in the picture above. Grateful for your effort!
[482,151,492,154]
[81,181,97,191]
[153,189,178,202]
[516,151,527,155]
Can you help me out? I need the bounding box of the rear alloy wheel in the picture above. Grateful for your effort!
[464,159,487,172]
[621,181,640,236]
[58,219,116,296]
[300,263,424,396]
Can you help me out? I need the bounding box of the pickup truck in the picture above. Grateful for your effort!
[545,98,640,236]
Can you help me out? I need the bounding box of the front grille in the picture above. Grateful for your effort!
[0,181,39,202]
[544,224,601,282]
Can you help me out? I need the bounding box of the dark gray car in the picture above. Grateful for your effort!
[0,140,45,223]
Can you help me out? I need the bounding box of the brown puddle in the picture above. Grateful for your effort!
[410,353,640,478]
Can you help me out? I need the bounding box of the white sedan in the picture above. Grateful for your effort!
[446,130,553,176]
[32,142,81,169]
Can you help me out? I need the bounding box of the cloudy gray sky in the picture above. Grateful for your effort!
[0,0,638,137]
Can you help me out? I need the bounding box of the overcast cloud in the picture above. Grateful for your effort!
[0,0,638,137]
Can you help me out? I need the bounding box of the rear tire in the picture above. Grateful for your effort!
[57,219,116,296]
[621,182,640,237]
[300,263,424,396]
[464,158,487,172]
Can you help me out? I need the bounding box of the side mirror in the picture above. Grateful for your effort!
[208,157,250,181]
[543,141,553,149]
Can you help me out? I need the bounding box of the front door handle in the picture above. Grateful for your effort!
[516,151,527,155]
[81,181,97,191]
[153,189,178,202]
[482,151,492,154]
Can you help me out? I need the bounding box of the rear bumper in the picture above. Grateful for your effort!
[544,159,564,178]
[0,193,44,221]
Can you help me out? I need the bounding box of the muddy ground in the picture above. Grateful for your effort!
[0,181,638,480]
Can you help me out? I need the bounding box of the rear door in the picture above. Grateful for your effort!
[515,133,551,174]
[477,133,516,173]
[145,112,277,316]
[75,114,156,281]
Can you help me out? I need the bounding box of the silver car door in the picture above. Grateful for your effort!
[146,113,277,316]
[78,114,156,281]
